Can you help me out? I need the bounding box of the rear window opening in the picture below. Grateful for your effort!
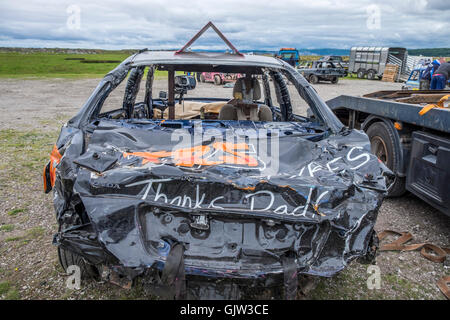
[96,65,321,127]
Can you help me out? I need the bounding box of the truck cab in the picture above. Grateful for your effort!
[278,48,300,67]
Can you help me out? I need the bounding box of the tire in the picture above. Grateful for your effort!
[309,75,319,84]
[367,70,376,80]
[331,76,339,84]
[199,74,205,83]
[357,69,366,79]
[58,246,99,280]
[366,121,406,197]
[214,75,222,85]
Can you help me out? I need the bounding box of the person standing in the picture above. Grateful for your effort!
[420,59,441,90]
[430,58,449,90]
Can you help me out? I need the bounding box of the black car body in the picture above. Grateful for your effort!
[297,60,348,84]
[319,55,349,70]
[44,35,388,299]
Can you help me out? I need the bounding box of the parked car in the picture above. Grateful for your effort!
[319,55,349,70]
[44,23,388,299]
[296,60,347,84]
[199,72,242,85]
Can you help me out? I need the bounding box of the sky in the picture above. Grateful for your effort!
[0,0,448,50]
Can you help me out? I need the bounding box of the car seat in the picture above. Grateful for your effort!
[218,77,272,121]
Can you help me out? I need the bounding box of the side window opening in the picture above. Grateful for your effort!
[272,69,317,121]
[97,66,150,119]
[98,72,130,116]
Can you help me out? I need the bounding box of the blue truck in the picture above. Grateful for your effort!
[277,48,300,67]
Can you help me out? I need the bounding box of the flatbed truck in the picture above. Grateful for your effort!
[327,90,450,216]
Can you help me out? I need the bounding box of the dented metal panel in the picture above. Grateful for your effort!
[46,47,388,299]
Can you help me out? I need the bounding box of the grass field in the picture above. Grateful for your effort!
[0,51,353,80]
[0,52,167,79]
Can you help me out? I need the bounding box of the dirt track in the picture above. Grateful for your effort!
[0,78,406,130]
[0,78,448,300]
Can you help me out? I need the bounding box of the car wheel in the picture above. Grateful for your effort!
[199,74,205,83]
[366,121,406,197]
[58,246,100,280]
[367,70,376,80]
[357,69,366,79]
[214,75,222,85]
[331,76,339,84]
[309,75,319,84]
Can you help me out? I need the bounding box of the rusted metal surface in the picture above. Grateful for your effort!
[327,94,450,134]
[363,90,450,100]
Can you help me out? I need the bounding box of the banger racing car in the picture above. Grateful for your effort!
[43,22,388,299]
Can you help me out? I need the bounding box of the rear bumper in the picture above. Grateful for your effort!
[55,193,382,280]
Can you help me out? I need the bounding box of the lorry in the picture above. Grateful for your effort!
[348,47,408,80]
[277,48,300,67]
[327,90,450,216]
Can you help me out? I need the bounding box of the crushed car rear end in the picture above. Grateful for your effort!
[44,37,389,299]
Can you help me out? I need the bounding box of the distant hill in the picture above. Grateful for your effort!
[240,49,350,56]
[1,47,448,58]
[408,48,450,57]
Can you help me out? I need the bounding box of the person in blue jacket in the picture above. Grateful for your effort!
[430,58,449,90]
[420,59,441,89]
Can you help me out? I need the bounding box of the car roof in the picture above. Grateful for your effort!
[130,50,285,69]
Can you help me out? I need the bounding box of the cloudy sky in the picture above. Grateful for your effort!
[0,0,448,50]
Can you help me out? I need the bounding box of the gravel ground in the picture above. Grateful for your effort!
[0,77,448,300]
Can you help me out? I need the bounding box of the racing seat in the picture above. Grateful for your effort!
[218,77,272,121]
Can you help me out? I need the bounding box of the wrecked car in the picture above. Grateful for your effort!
[44,22,388,299]
[297,60,347,84]
[199,72,242,85]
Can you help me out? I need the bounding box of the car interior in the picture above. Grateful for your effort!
[95,64,321,129]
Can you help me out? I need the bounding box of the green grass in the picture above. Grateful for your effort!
[0,51,354,80]
[0,281,20,300]
[7,208,26,216]
[0,129,59,192]
[0,52,168,79]
[5,236,22,242]
[4,288,20,300]
[0,224,14,232]
[26,226,45,239]
[0,281,10,294]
